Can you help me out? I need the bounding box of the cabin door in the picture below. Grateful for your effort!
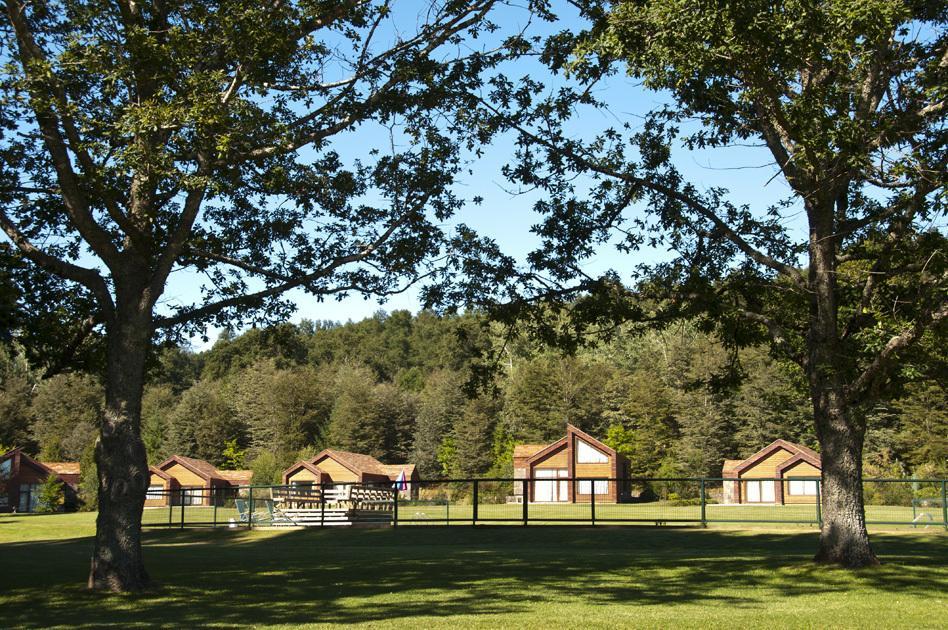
[534,469,568,502]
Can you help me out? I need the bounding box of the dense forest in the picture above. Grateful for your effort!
[2,310,944,505]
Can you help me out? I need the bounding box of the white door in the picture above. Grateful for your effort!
[534,470,555,502]
[746,481,760,503]
[761,480,776,503]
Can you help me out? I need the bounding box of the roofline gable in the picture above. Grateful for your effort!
[567,423,618,458]
[733,439,815,475]
[284,460,324,478]
[155,455,219,481]
[309,449,366,477]
[775,451,822,475]
[2,448,59,481]
[525,436,567,465]
[148,466,173,481]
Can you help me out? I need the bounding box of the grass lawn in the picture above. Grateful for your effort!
[1,512,945,629]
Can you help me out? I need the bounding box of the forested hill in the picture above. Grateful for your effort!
[2,310,944,494]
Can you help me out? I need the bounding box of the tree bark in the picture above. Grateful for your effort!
[812,401,878,568]
[806,198,879,568]
[87,300,152,591]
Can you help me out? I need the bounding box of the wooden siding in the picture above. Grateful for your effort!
[739,448,794,478]
[144,474,170,507]
[782,460,820,504]
[574,463,611,478]
[314,456,359,482]
[287,468,320,483]
[532,446,568,469]
[163,462,207,486]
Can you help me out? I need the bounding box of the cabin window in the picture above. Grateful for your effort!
[576,439,608,464]
[0,458,11,479]
[181,487,204,505]
[18,483,40,512]
[146,485,165,500]
[744,480,775,503]
[578,480,609,495]
[788,480,818,496]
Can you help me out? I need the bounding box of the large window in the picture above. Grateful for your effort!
[181,487,204,505]
[533,469,568,502]
[18,483,40,512]
[745,480,775,503]
[0,457,11,479]
[788,479,818,496]
[146,485,165,500]
[576,440,608,464]
[578,480,609,495]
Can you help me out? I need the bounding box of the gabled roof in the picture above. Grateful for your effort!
[1,448,59,480]
[513,444,548,459]
[733,439,821,475]
[566,423,617,458]
[312,449,388,477]
[523,424,618,466]
[149,465,173,481]
[218,470,253,485]
[378,464,416,480]
[525,436,568,465]
[43,462,81,476]
[285,460,325,479]
[156,454,225,482]
[775,451,822,475]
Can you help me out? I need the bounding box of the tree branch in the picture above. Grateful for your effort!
[482,99,809,290]
[0,210,114,316]
[847,300,948,401]
[4,0,123,270]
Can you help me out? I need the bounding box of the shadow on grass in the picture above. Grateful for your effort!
[1,527,945,628]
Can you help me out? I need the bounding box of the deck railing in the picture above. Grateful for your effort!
[139,477,948,530]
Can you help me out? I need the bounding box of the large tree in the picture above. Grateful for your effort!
[471,0,946,567]
[0,0,503,590]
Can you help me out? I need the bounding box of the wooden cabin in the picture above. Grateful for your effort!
[282,449,419,499]
[513,424,630,503]
[0,448,80,513]
[722,439,822,505]
[145,455,253,507]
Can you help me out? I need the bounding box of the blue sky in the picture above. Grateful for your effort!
[153,1,803,350]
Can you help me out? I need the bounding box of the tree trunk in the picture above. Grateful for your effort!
[806,198,878,568]
[87,305,152,591]
[812,397,879,568]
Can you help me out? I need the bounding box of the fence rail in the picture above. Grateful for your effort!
[139,477,948,530]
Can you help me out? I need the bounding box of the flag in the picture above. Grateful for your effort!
[393,469,408,492]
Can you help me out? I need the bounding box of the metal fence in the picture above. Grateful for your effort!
[139,477,948,530]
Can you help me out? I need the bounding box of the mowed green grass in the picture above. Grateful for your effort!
[139,499,939,529]
[1,512,945,629]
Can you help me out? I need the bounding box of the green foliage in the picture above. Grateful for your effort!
[248,451,285,487]
[0,343,35,452]
[3,311,945,484]
[78,443,97,511]
[29,373,102,461]
[164,380,243,467]
[35,475,64,513]
[221,439,246,470]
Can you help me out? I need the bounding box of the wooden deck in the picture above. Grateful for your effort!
[268,485,394,527]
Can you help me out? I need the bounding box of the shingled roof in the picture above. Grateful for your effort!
[217,470,253,486]
[513,444,548,459]
[43,462,81,476]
